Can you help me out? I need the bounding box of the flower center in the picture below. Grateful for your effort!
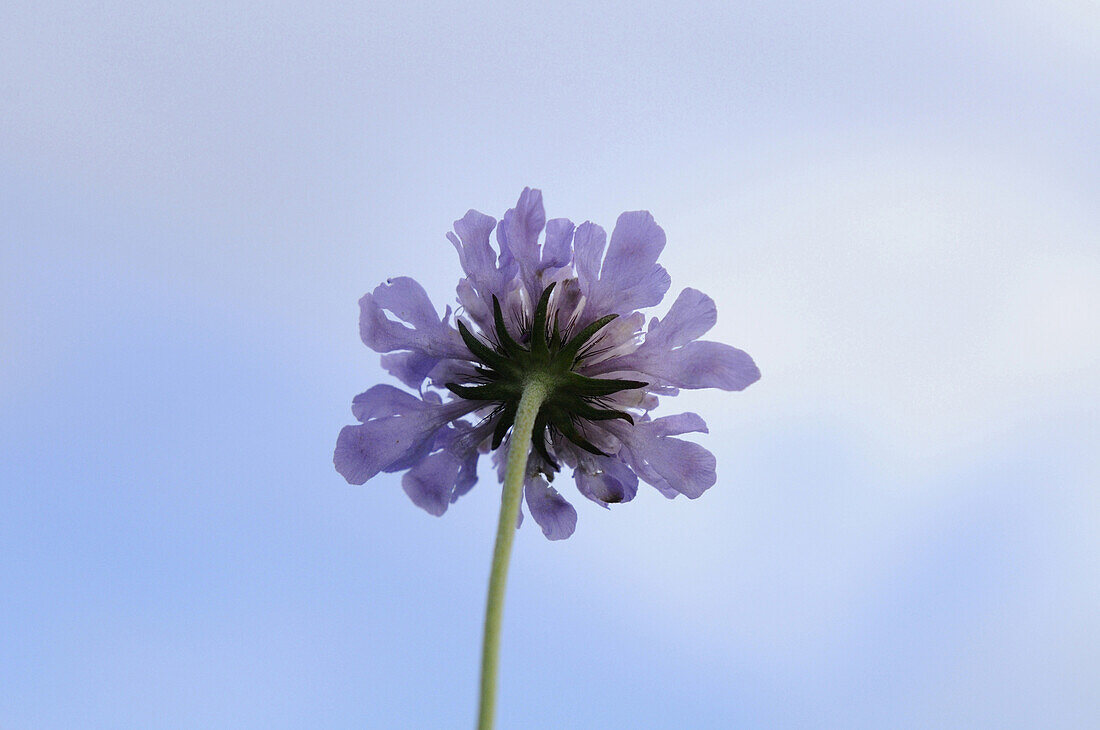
[447,282,647,469]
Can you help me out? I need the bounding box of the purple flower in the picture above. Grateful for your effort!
[335,188,760,539]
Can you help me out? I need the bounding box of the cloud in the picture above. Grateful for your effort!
[669,142,1099,459]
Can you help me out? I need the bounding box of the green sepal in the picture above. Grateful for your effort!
[491,296,523,357]
[558,313,618,364]
[564,373,648,397]
[491,401,517,449]
[554,416,608,457]
[531,408,558,469]
[529,282,556,357]
[446,382,517,401]
[569,401,635,424]
[456,319,509,371]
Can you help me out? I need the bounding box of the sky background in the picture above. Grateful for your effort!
[2,1,1098,728]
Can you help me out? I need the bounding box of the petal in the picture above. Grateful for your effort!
[401,450,463,516]
[574,455,639,507]
[548,277,585,334]
[338,391,478,484]
[570,418,624,456]
[610,416,717,499]
[372,276,440,330]
[380,350,440,390]
[603,211,666,280]
[576,311,645,367]
[541,217,574,271]
[453,446,480,499]
[359,278,469,361]
[524,476,578,540]
[646,412,709,437]
[450,208,517,335]
[426,358,481,390]
[645,288,717,350]
[496,187,545,293]
[449,209,498,281]
[358,281,472,391]
[580,286,759,390]
[641,436,717,499]
[573,221,607,294]
[454,277,493,334]
[590,336,760,392]
[444,421,487,500]
[588,211,671,314]
[350,384,425,422]
[358,291,412,353]
[334,415,435,485]
[653,341,761,391]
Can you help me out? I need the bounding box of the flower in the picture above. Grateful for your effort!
[335,188,760,539]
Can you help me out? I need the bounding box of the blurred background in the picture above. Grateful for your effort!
[2,1,1097,727]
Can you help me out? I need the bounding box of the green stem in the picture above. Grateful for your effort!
[476,377,549,730]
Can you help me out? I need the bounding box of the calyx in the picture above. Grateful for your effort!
[446,283,646,469]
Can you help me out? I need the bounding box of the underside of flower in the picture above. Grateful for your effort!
[335,188,761,539]
[447,283,647,471]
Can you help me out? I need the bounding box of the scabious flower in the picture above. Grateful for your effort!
[335,188,760,539]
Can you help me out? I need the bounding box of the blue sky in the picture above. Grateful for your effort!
[2,2,1098,727]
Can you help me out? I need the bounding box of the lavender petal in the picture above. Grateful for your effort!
[449,209,498,282]
[350,384,425,422]
[587,211,671,315]
[401,449,464,516]
[334,416,434,485]
[573,221,607,295]
[541,217,575,272]
[610,414,717,499]
[379,350,441,390]
[574,455,639,507]
[358,277,468,360]
[524,476,578,540]
[496,187,545,298]
[645,287,717,349]
[644,341,761,391]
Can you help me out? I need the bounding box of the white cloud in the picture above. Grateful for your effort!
[669,143,1100,460]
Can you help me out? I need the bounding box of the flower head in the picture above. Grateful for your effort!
[335,188,760,539]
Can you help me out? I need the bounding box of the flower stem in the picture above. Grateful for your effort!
[476,376,549,730]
